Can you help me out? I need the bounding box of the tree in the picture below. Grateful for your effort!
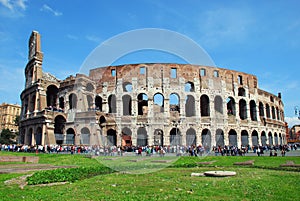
[0,129,16,144]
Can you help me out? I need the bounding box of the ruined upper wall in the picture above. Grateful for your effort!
[89,63,259,94]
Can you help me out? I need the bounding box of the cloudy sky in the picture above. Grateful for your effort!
[0,0,300,126]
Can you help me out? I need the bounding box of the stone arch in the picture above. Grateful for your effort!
[66,128,75,145]
[154,129,164,146]
[241,130,249,146]
[215,129,224,147]
[69,93,77,109]
[170,93,180,113]
[200,94,210,116]
[123,82,133,92]
[47,85,58,107]
[266,104,271,118]
[54,115,66,145]
[153,93,164,113]
[27,128,33,145]
[170,127,181,146]
[186,128,196,146]
[87,95,93,110]
[238,87,246,96]
[214,95,223,115]
[30,94,36,112]
[201,129,211,150]
[259,102,264,117]
[185,95,195,117]
[138,93,148,115]
[239,99,247,120]
[59,97,65,110]
[185,81,194,92]
[250,100,257,121]
[35,127,42,145]
[137,127,148,146]
[251,130,259,146]
[108,94,116,113]
[122,94,132,115]
[226,97,236,116]
[80,127,90,145]
[271,106,276,119]
[107,129,117,146]
[121,127,132,147]
[228,129,237,146]
[268,132,273,145]
[274,132,278,145]
[279,133,283,145]
[261,131,267,146]
[95,95,102,111]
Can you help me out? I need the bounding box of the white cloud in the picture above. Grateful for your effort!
[67,34,78,40]
[0,0,26,11]
[86,35,101,43]
[40,4,62,16]
[285,116,300,128]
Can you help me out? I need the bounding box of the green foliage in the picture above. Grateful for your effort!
[0,128,16,144]
[26,166,114,185]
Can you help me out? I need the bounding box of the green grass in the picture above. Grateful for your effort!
[0,152,300,201]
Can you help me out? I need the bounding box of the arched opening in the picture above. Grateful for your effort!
[122,127,132,147]
[226,97,236,116]
[241,130,249,146]
[107,129,117,146]
[274,133,278,145]
[27,128,33,145]
[80,127,90,145]
[87,95,93,110]
[186,128,196,146]
[200,95,210,116]
[266,104,271,118]
[108,94,116,113]
[122,95,132,116]
[153,93,164,113]
[259,102,264,116]
[59,97,64,110]
[154,129,164,146]
[239,99,247,120]
[86,83,94,92]
[66,128,75,145]
[69,93,77,109]
[279,133,282,145]
[137,127,148,146]
[185,95,195,117]
[228,129,237,146]
[54,115,66,145]
[123,82,133,92]
[261,131,267,146]
[250,100,257,121]
[30,95,36,112]
[185,82,195,92]
[99,116,106,126]
[35,127,42,145]
[47,85,58,107]
[215,129,224,147]
[170,93,180,113]
[138,93,148,115]
[252,130,259,146]
[214,96,223,114]
[238,87,246,96]
[170,127,181,146]
[201,129,211,151]
[95,95,102,111]
[271,106,276,119]
[268,132,273,145]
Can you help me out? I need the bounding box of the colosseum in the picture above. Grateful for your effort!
[19,31,287,149]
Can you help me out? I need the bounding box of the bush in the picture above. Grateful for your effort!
[26,166,114,185]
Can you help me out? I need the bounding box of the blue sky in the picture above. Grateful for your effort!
[0,0,300,126]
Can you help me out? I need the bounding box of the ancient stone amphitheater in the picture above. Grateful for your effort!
[19,31,287,149]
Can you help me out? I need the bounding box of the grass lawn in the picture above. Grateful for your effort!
[0,152,299,201]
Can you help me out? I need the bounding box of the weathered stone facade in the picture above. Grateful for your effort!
[19,31,287,148]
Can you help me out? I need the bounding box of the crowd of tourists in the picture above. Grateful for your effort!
[0,143,298,157]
